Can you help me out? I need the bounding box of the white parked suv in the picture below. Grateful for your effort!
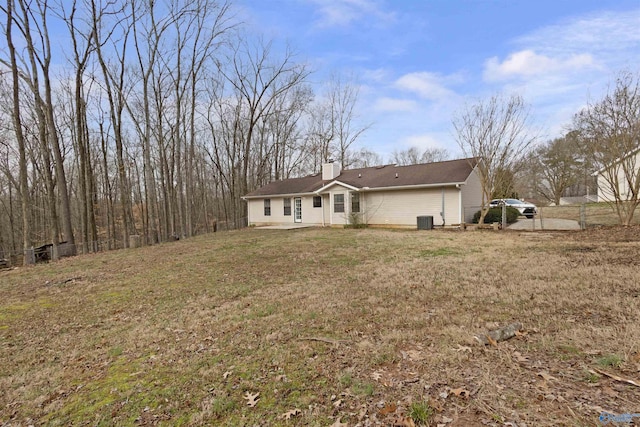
[489,199,537,219]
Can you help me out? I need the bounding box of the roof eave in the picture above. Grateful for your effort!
[243,191,318,200]
[593,145,640,176]
[315,180,360,193]
[359,182,466,192]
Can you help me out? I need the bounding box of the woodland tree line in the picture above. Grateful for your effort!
[0,0,385,263]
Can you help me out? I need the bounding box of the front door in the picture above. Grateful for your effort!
[294,197,302,223]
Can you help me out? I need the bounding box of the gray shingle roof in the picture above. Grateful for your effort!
[244,173,326,197]
[244,157,478,198]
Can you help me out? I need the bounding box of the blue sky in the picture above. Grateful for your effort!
[237,0,640,160]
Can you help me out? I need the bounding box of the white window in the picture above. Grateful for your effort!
[283,198,291,216]
[334,194,344,213]
[351,193,360,213]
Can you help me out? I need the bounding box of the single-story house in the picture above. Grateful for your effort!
[243,157,482,228]
[593,147,640,203]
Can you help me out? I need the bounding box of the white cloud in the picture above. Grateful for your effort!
[373,97,417,112]
[483,9,640,86]
[477,8,640,142]
[484,50,594,82]
[517,9,640,58]
[307,0,395,28]
[394,72,458,102]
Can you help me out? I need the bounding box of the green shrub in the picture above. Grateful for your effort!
[473,206,520,224]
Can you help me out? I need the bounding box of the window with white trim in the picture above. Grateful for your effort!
[283,198,291,216]
[351,192,360,213]
[334,194,344,213]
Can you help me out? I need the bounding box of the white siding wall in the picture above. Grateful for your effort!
[597,151,640,202]
[301,196,325,224]
[247,196,324,226]
[329,190,349,225]
[597,174,615,202]
[322,194,331,225]
[362,187,461,227]
[460,168,483,222]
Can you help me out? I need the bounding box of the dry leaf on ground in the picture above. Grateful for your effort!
[391,415,416,426]
[243,391,260,407]
[279,408,301,420]
[378,402,397,416]
[451,387,470,399]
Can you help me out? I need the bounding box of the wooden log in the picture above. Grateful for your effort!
[475,322,522,346]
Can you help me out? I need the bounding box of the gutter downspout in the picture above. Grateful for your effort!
[456,184,462,224]
[441,187,445,226]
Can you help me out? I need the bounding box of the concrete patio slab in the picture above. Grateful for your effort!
[255,224,316,230]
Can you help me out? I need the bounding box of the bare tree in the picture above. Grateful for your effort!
[326,74,371,169]
[129,0,176,244]
[350,147,383,168]
[575,71,640,225]
[304,97,335,172]
[533,133,582,205]
[2,0,33,264]
[453,93,537,223]
[390,146,449,166]
[25,0,76,252]
[217,38,310,225]
[181,0,233,237]
[61,0,101,253]
[2,0,77,258]
[91,0,136,247]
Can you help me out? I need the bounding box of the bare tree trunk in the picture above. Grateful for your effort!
[131,0,169,244]
[92,3,134,247]
[99,121,115,250]
[5,0,33,265]
[17,0,76,250]
[12,0,64,259]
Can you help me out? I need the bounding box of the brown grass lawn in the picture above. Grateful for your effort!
[539,203,640,226]
[1,226,640,426]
